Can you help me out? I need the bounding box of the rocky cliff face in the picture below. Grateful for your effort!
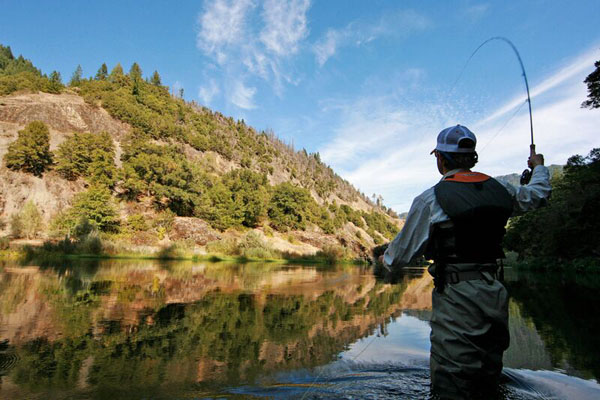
[0,92,130,220]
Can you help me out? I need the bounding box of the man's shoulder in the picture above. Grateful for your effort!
[414,186,437,205]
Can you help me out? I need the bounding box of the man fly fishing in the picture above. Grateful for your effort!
[380,125,551,399]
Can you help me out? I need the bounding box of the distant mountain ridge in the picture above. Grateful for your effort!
[494,164,563,187]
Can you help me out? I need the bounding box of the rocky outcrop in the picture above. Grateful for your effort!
[0,92,129,138]
[170,217,221,245]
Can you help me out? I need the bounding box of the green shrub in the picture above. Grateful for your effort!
[51,186,120,236]
[196,169,269,230]
[237,231,278,259]
[77,232,103,254]
[127,214,149,232]
[205,238,238,256]
[20,200,43,239]
[362,210,398,240]
[55,132,116,186]
[120,139,203,215]
[4,121,53,176]
[268,182,313,231]
[9,212,23,238]
[316,244,348,264]
[0,236,10,250]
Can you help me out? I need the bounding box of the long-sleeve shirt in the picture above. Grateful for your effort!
[383,165,552,268]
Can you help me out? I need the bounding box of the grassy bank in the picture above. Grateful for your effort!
[2,237,367,266]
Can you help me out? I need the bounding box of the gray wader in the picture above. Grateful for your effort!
[429,264,509,399]
[426,172,513,399]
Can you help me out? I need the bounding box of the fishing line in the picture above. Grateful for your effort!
[449,36,535,148]
[478,99,527,154]
[385,37,535,190]
[299,324,383,399]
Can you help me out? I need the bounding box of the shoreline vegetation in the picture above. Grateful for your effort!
[0,234,369,266]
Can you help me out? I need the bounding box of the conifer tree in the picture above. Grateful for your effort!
[47,70,62,93]
[95,63,108,80]
[69,64,83,86]
[109,63,126,85]
[150,70,161,86]
[129,62,142,80]
[4,121,53,176]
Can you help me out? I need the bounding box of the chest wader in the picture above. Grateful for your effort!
[425,172,513,399]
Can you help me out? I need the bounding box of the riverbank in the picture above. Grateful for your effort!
[0,242,368,266]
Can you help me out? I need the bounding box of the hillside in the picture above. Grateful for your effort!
[0,44,402,259]
[494,164,564,187]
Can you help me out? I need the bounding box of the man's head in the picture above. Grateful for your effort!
[431,125,478,174]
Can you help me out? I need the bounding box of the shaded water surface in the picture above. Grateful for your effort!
[0,260,599,399]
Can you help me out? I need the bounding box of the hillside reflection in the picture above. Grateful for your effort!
[0,260,428,397]
[1,261,599,399]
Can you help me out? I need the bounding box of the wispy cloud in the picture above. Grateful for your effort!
[313,10,431,66]
[196,0,311,108]
[198,79,220,105]
[196,0,255,64]
[260,0,310,56]
[461,3,490,22]
[477,48,599,126]
[319,47,600,212]
[230,81,257,109]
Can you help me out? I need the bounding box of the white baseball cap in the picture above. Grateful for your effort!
[431,124,477,154]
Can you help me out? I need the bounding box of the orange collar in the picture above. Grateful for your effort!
[443,171,490,183]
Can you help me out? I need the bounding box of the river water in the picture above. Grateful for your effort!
[0,259,599,399]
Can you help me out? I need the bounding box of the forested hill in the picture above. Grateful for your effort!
[0,44,400,259]
[495,165,563,187]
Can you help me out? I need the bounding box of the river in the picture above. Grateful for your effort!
[0,259,599,399]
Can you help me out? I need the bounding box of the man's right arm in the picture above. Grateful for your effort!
[500,164,552,213]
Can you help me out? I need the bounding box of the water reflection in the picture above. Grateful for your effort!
[0,261,599,399]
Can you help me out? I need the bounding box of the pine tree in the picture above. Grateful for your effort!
[68,185,120,232]
[129,62,142,80]
[109,63,127,85]
[150,70,162,86]
[47,70,62,93]
[69,64,83,86]
[4,121,53,176]
[95,63,108,80]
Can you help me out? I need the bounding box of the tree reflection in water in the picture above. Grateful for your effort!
[1,260,600,399]
[0,260,412,398]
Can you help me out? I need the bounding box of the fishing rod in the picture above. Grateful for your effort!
[453,36,536,184]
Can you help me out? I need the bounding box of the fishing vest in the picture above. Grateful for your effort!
[425,172,513,264]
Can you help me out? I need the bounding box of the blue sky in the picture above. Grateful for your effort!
[1,0,599,211]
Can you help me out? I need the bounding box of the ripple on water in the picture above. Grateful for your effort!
[226,361,593,400]
[0,340,19,376]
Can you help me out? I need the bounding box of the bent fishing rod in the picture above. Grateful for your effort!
[455,36,537,184]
